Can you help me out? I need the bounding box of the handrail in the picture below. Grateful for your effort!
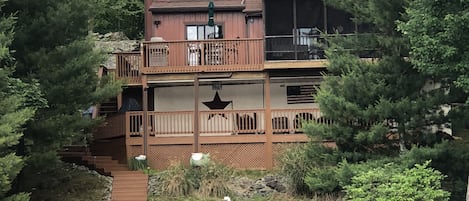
[142,38,264,73]
[124,108,330,137]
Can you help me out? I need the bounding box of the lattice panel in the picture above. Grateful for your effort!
[148,145,193,170]
[128,145,143,160]
[201,143,265,169]
[272,143,305,167]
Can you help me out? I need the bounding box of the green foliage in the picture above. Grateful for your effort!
[93,0,144,39]
[158,161,233,198]
[398,0,469,103]
[128,158,147,170]
[278,144,314,195]
[0,1,36,200]
[22,163,109,201]
[159,163,196,197]
[400,142,469,200]
[304,167,339,193]
[344,161,450,201]
[308,0,449,157]
[2,0,121,196]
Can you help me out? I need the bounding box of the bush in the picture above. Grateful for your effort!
[159,162,196,197]
[158,161,233,198]
[278,144,314,195]
[344,161,450,201]
[278,143,341,195]
[128,158,147,170]
[197,162,233,197]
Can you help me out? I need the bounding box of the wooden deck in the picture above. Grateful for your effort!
[96,108,331,169]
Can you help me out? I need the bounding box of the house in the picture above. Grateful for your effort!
[93,0,358,170]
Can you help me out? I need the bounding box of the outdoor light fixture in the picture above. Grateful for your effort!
[208,0,215,26]
[153,20,161,28]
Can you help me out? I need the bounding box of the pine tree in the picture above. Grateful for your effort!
[4,0,120,172]
[305,0,447,156]
[0,1,39,200]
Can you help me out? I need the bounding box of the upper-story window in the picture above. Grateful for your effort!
[186,25,223,40]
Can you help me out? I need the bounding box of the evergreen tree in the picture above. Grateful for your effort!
[4,0,120,177]
[304,0,447,156]
[0,1,42,200]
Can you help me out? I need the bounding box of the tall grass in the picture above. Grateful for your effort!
[159,162,196,196]
[158,161,233,198]
[197,162,233,197]
[278,144,313,195]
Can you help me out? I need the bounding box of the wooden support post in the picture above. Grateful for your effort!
[264,73,273,169]
[142,75,148,156]
[117,93,122,112]
[193,74,200,153]
[144,0,152,41]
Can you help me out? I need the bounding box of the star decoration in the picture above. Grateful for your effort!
[203,91,232,119]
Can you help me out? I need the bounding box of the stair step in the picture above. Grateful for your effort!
[82,155,113,160]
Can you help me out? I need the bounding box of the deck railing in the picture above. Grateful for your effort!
[142,38,264,73]
[95,113,126,140]
[265,33,378,61]
[121,108,329,138]
[115,52,141,84]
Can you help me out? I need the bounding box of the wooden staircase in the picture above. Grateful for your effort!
[111,171,148,201]
[81,156,148,201]
[60,146,148,201]
[99,97,118,116]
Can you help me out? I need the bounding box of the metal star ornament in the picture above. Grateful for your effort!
[202,91,231,119]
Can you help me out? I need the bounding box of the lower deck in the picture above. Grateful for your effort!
[96,108,333,170]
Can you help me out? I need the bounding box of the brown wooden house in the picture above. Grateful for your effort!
[94,0,357,170]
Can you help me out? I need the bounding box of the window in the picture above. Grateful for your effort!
[286,84,319,104]
[186,25,223,40]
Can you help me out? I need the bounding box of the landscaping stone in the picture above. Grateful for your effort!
[148,173,289,199]
[70,163,113,201]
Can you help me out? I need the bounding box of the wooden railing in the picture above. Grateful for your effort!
[95,113,126,140]
[115,52,141,85]
[142,38,264,74]
[265,33,378,61]
[122,108,329,138]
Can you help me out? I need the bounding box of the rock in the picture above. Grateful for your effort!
[92,32,140,69]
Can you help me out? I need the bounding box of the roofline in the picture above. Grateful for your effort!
[149,5,245,13]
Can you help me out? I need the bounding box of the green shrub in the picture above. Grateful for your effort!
[304,167,339,193]
[128,158,147,170]
[344,161,450,201]
[278,143,340,195]
[401,141,469,200]
[278,144,313,195]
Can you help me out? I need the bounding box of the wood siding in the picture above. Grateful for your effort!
[152,12,248,40]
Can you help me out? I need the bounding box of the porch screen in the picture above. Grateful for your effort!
[286,85,319,104]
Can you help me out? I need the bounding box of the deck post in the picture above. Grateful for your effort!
[264,73,273,169]
[142,75,148,156]
[193,74,200,153]
[144,0,152,41]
